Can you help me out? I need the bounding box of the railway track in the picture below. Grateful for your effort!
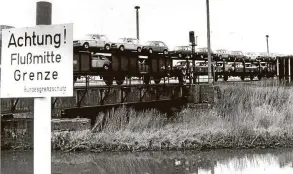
[73,76,278,88]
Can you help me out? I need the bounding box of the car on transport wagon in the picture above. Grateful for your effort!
[142,41,169,54]
[91,53,112,71]
[257,52,271,61]
[215,49,230,60]
[230,51,246,60]
[195,47,215,59]
[73,34,112,51]
[111,37,143,52]
[244,52,259,60]
[169,46,192,58]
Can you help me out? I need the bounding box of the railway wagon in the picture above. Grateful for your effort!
[216,60,262,81]
[73,48,187,85]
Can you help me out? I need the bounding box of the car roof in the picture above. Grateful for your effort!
[175,45,189,47]
[177,60,190,63]
[148,41,163,43]
[119,37,137,40]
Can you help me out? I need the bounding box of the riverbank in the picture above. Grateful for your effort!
[52,83,293,152]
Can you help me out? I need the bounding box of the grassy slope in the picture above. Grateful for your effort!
[53,83,293,152]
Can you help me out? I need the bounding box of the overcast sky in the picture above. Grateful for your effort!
[0,0,292,54]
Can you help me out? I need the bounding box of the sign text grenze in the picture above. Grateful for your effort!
[0,23,73,98]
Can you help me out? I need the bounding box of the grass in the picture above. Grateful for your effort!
[52,82,293,152]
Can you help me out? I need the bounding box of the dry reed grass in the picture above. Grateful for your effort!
[51,83,293,151]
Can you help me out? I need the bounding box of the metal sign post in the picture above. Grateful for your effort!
[206,0,213,84]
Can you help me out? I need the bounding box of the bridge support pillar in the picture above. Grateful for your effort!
[185,84,220,109]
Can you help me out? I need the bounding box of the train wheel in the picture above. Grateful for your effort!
[143,76,150,84]
[154,78,161,84]
[250,75,254,81]
[116,76,125,85]
[241,76,245,81]
[116,80,124,85]
[104,76,113,86]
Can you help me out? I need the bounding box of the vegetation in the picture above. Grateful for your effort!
[52,83,293,152]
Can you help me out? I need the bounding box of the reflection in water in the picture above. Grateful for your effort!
[2,148,293,174]
[1,150,33,174]
[52,149,293,174]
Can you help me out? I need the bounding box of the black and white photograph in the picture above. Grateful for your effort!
[1,0,293,173]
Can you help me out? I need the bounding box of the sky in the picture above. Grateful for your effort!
[0,0,293,54]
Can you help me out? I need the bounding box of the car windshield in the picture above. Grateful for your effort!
[198,48,207,52]
[233,51,242,55]
[174,46,184,51]
[100,35,108,41]
[145,41,153,45]
[217,50,227,53]
[260,52,268,56]
[118,38,126,42]
[85,34,95,39]
[132,39,139,44]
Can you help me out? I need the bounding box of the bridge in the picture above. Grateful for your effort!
[1,49,292,119]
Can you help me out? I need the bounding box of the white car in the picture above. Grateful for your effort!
[111,38,143,52]
[258,52,270,58]
[91,53,112,70]
[244,52,259,60]
[215,49,230,59]
[73,34,112,51]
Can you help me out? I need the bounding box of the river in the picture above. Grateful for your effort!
[1,148,293,174]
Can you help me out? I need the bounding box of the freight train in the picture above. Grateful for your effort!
[73,45,278,85]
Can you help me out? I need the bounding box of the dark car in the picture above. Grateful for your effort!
[169,46,192,58]
[230,51,246,60]
[195,47,214,59]
[142,41,169,54]
[173,60,192,70]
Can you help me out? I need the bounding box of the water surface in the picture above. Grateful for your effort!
[2,148,293,174]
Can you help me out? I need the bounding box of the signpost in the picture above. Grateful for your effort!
[0,24,73,98]
[0,22,73,174]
